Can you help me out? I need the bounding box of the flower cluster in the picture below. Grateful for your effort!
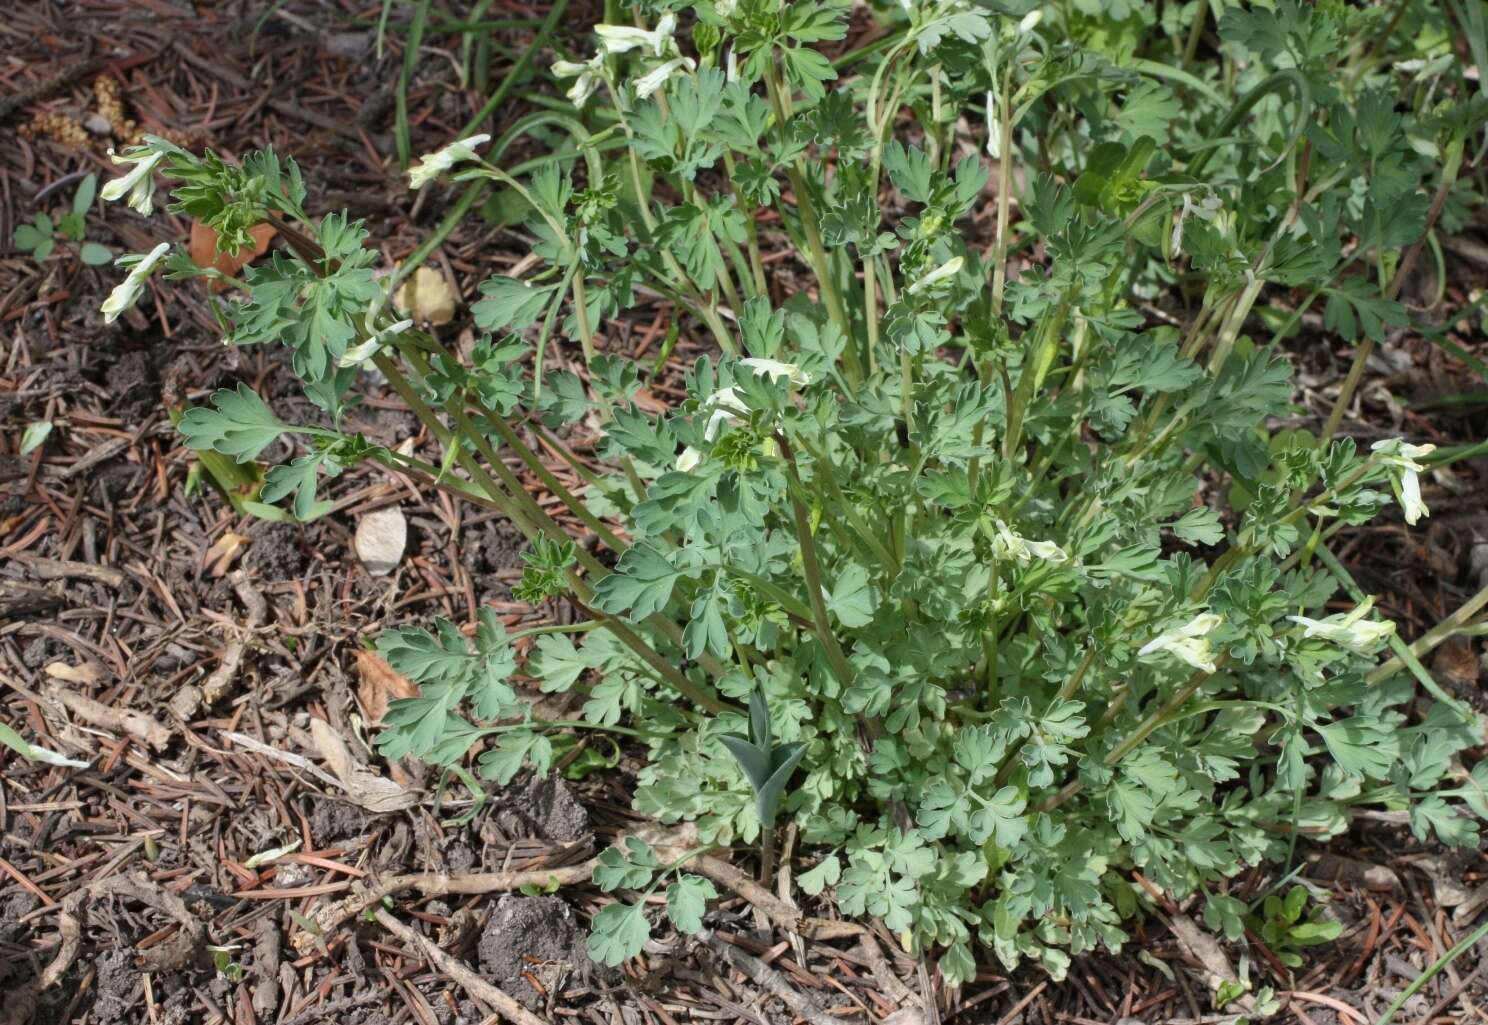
[553,12,695,105]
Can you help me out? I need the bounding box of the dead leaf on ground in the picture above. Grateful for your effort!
[45,661,102,686]
[354,648,419,725]
[630,387,669,415]
[309,718,418,813]
[204,531,251,577]
[355,506,406,576]
[394,265,457,326]
[1168,912,1254,1014]
[1431,634,1479,689]
[190,220,276,291]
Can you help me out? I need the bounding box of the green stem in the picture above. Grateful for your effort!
[476,407,626,551]
[777,435,855,690]
[1321,134,1464,442]
[1040,659,1226,813]
[764,58,861,386]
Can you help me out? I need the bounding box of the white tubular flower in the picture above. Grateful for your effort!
[677,361,808,471]
[598,12,676,56]
[634,57,695,98]
[553,55,604,106]
[101,242,170,323]
[100,148,164,216]
[907,256,964,294]
[676,446,703,472]
[740,357,811,386]
[701,385,747,440]
[1018,9,1043,34]
[725,47,739,82]
[408,133,491,190]
[985,91,1001,159]
[1138,612,1222,673]
[339,319,414,368]
[992,522,1068,565]
[594,24,653,53]
[1371,438,1435,526]
[1287,597,1396,654]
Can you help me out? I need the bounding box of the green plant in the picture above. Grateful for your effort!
[207,945,246,982]
[13,173,114,266]
[587,836,718,964]
[0,722,88,769]
[102,0,1488,985]
[1246,884,1341,970]
[719,687,805,883]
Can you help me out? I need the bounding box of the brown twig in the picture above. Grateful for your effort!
[698,929,841,1025]
[373,907,551,1025]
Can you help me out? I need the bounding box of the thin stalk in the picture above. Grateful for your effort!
[992,648,1095,787]
[1367,584,1488,686]
[988,69,1015,317]
[476,405,628,553]
[604,83,738,356]
[1040,659,1228,813]
[777,435,856,689]
[584,602,728,714]
[763,59,861,386]
[722,152,769,297]
[1310,545,1477,726]
[796,435,897,570]
[570,273,598,364]
[759,827,776,887]
[1322,134,1465,441]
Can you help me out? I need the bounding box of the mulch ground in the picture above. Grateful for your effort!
[4,3,1488,1025]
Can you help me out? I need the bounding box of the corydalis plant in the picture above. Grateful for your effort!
[108,0,1488,989]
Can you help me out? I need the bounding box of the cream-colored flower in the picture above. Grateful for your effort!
[100,148,164,216]
[673,390,743,472]
[1138,612,1222,673]
[1018,9,1043,34]
[992,521,1068,565]
[1371,438,1436,526]
[408,134,491,190]
[338,319,414,368]
[985,91,1001,159]
[740,357,811,386]
[1288,597,1396,654]
[635,57,695,98]
[595,13,674,57]
[700,385,747,441]
[101,243,170,323]
[907,256,964,294]
[553,55,605,106]
[676,360,809,471]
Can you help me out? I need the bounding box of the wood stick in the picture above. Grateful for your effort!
[373,907,551,1025]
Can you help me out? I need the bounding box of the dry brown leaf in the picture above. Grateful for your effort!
[355,506,407,576]
[189,220,276,291]
[1168,912,1254,1014]
[355,648,419,726]
[1431,634,1479,688]
[394,266,457,326]
[45,661,102,686]
[309,718,418,813]
[630,387,669,415]
[203,531,251,577]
